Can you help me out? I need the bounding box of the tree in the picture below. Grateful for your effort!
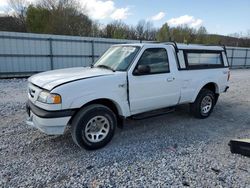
[1,0,250,47]
[195,26,207,43]
[50,8,92,36]
[144,21,155,40]
[7,0,28,31]
[156,23,170,42]
[91,22,102,37]
[135,20,156,41]
[105,21,129,39]
[26,5,51,33]
[247,30,250,39]
[168,25,196,43]
[26,0,92,36]
[127,26,137,40]
[0,16,26,32]
[197,26,207,35]
[136,20,145,40]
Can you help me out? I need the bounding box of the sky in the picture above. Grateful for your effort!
[0,0,250,36]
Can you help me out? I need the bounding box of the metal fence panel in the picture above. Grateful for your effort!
[226,47,250,68]
[0,32,138,77]
[0,31,249,78]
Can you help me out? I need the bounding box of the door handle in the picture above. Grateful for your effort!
[167,77,175,82]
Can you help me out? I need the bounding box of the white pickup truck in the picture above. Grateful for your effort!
[26,42,230,149]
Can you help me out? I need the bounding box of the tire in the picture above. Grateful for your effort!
[71,104,117,150]
[190,89,216,119]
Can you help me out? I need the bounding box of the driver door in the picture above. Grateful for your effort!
[128,47,180,115]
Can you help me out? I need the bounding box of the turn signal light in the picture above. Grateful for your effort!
[53,95,62,104]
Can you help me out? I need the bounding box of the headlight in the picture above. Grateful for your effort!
[37,91,61,104]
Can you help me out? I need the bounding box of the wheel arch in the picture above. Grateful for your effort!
[192,82,219,102]
[202,82,219,94]
[68,98,124,127]
[81,98,121,116]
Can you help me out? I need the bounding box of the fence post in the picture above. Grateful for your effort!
[49,38,54,70]
[91,40,95,64]
[244,49,248,68]
[230,48,234,67]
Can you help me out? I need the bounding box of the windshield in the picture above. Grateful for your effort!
[94,46,140,71]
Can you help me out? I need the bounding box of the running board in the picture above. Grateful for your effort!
[131,107,175,120]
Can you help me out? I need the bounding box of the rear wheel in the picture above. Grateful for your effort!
[71,104,117,150]
[190,89,216,119]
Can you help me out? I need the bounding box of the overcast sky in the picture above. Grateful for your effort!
[0,0,249,35]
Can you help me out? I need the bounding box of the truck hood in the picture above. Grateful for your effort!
[28,67,114,91]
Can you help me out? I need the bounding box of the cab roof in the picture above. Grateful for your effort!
[114,42,224,51]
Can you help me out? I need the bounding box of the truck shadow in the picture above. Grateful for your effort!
[22,97,250,161]
[17,98,249,172]
[30,100,249,156]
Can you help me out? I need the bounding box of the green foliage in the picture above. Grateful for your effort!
[46,7,92,36]
[26,2,92,36]
[156,23,170,42]
[155,23,249,47]
[106,21,129,39]
[1,0,250,47]
[195,26,207,44]
[170,25,196,43]
[26,5,50,33]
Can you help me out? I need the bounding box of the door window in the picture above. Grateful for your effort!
[134,48,169,75]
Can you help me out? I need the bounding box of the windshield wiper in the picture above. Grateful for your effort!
[96,65,115,72]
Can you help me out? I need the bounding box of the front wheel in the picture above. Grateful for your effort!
[71,104,117,150]
[190,89,216,119]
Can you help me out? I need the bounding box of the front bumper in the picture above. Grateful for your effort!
[26,101,75,135]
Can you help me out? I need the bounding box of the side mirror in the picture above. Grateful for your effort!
[134,65,150,75]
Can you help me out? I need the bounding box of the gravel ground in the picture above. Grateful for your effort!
[0,70,250,188]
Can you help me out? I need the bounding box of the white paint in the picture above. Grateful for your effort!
[28,67,114,91]
[26,111,71,135]
[127,45,181,114]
